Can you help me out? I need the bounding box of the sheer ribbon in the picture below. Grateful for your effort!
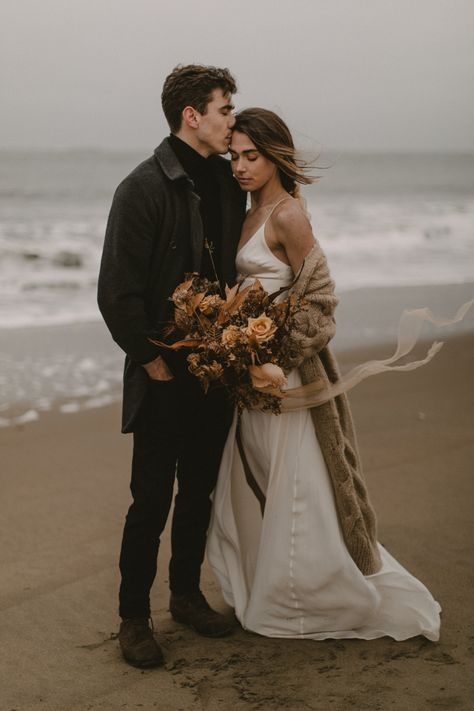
[260,298,474,412]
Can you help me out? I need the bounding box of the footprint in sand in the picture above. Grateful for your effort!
[423,650,458,665]
[426,696,463,709]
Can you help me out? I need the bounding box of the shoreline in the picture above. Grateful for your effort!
[1,281,473,428]
[0,279,472,332]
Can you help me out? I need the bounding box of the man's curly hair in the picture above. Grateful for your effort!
[161,64,237,133]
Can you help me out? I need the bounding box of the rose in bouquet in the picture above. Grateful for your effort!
[150,273,306,413]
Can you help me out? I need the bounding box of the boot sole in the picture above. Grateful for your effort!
[170,611,233,637]
[122,652,165,669]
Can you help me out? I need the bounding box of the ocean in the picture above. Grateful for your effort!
[1,150,473,328]
[1,149,473,425]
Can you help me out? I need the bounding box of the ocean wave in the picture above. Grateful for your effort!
[0,191,472,329]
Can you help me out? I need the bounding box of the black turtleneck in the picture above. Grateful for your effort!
[168,134,223,282]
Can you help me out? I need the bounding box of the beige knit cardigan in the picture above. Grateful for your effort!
[288,242,382,575]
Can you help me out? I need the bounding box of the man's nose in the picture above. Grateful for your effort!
[228,114,236,129]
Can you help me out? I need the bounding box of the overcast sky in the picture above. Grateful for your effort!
[1,0,473,152]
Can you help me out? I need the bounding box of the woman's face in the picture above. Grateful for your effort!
[229,130,277,191]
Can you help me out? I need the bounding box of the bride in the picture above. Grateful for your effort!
[206,107,441,641]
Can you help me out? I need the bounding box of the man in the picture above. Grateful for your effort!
[98,64,246,668]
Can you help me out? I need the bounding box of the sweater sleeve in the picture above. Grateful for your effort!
[97,175,163,364]
[287,243,339,366]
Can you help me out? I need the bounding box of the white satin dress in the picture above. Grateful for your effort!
[206,218,441,641]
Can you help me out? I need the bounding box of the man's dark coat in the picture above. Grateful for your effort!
[98,138,246,432]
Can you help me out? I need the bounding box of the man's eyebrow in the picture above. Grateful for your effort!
[220,103,235,111]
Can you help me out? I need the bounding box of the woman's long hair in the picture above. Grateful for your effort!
[233,108,317,197]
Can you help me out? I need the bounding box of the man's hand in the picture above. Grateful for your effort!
[142,355,174,381]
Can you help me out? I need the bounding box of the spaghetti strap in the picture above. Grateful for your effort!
[263,196,293,225]
[237,196,293,257]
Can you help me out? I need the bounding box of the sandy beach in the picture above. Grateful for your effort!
[1,314,473,710]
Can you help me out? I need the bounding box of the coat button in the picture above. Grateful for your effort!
[170,240,177,250]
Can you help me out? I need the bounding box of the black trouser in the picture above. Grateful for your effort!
[118,374,233,619]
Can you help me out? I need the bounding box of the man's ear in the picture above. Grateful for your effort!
[182,106,199,129]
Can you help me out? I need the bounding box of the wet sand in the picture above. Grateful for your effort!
[2,280,473,426]
[1,331,473,710]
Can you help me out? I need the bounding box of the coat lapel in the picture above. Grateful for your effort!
[187,188,204,273]
[155,138,204,273]
[155,141,245,284]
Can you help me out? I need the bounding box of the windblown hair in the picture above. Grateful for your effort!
[161,64,237,133]
[234,108,316,196]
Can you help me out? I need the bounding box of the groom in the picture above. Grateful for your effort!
[98,64,246,668]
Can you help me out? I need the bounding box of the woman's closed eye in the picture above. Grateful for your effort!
[229,151,259,162]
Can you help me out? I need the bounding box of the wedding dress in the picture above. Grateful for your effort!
[206,211,441,641]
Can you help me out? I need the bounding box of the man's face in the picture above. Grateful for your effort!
[194,89,235,156]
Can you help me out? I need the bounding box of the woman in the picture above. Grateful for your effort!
[206,108,441,641]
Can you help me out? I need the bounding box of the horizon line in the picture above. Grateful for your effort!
[1,146,473,157]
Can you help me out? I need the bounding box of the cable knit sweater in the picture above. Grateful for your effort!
[289,242,382,575]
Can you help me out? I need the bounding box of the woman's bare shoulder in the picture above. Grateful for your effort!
[269,196,314,248]
[270,197,312,234]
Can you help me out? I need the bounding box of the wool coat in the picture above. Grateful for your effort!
[289,242,382,575]
[98,138,246,432]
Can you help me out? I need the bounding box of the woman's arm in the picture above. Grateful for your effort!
[268,200,316,274]
[269,204,339,364]
[289,245,339,362]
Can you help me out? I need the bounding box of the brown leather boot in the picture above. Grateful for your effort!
[169,591,233,637]
[118,617,164,668]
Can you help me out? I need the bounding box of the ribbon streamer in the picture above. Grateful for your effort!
[268,298,474,412]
